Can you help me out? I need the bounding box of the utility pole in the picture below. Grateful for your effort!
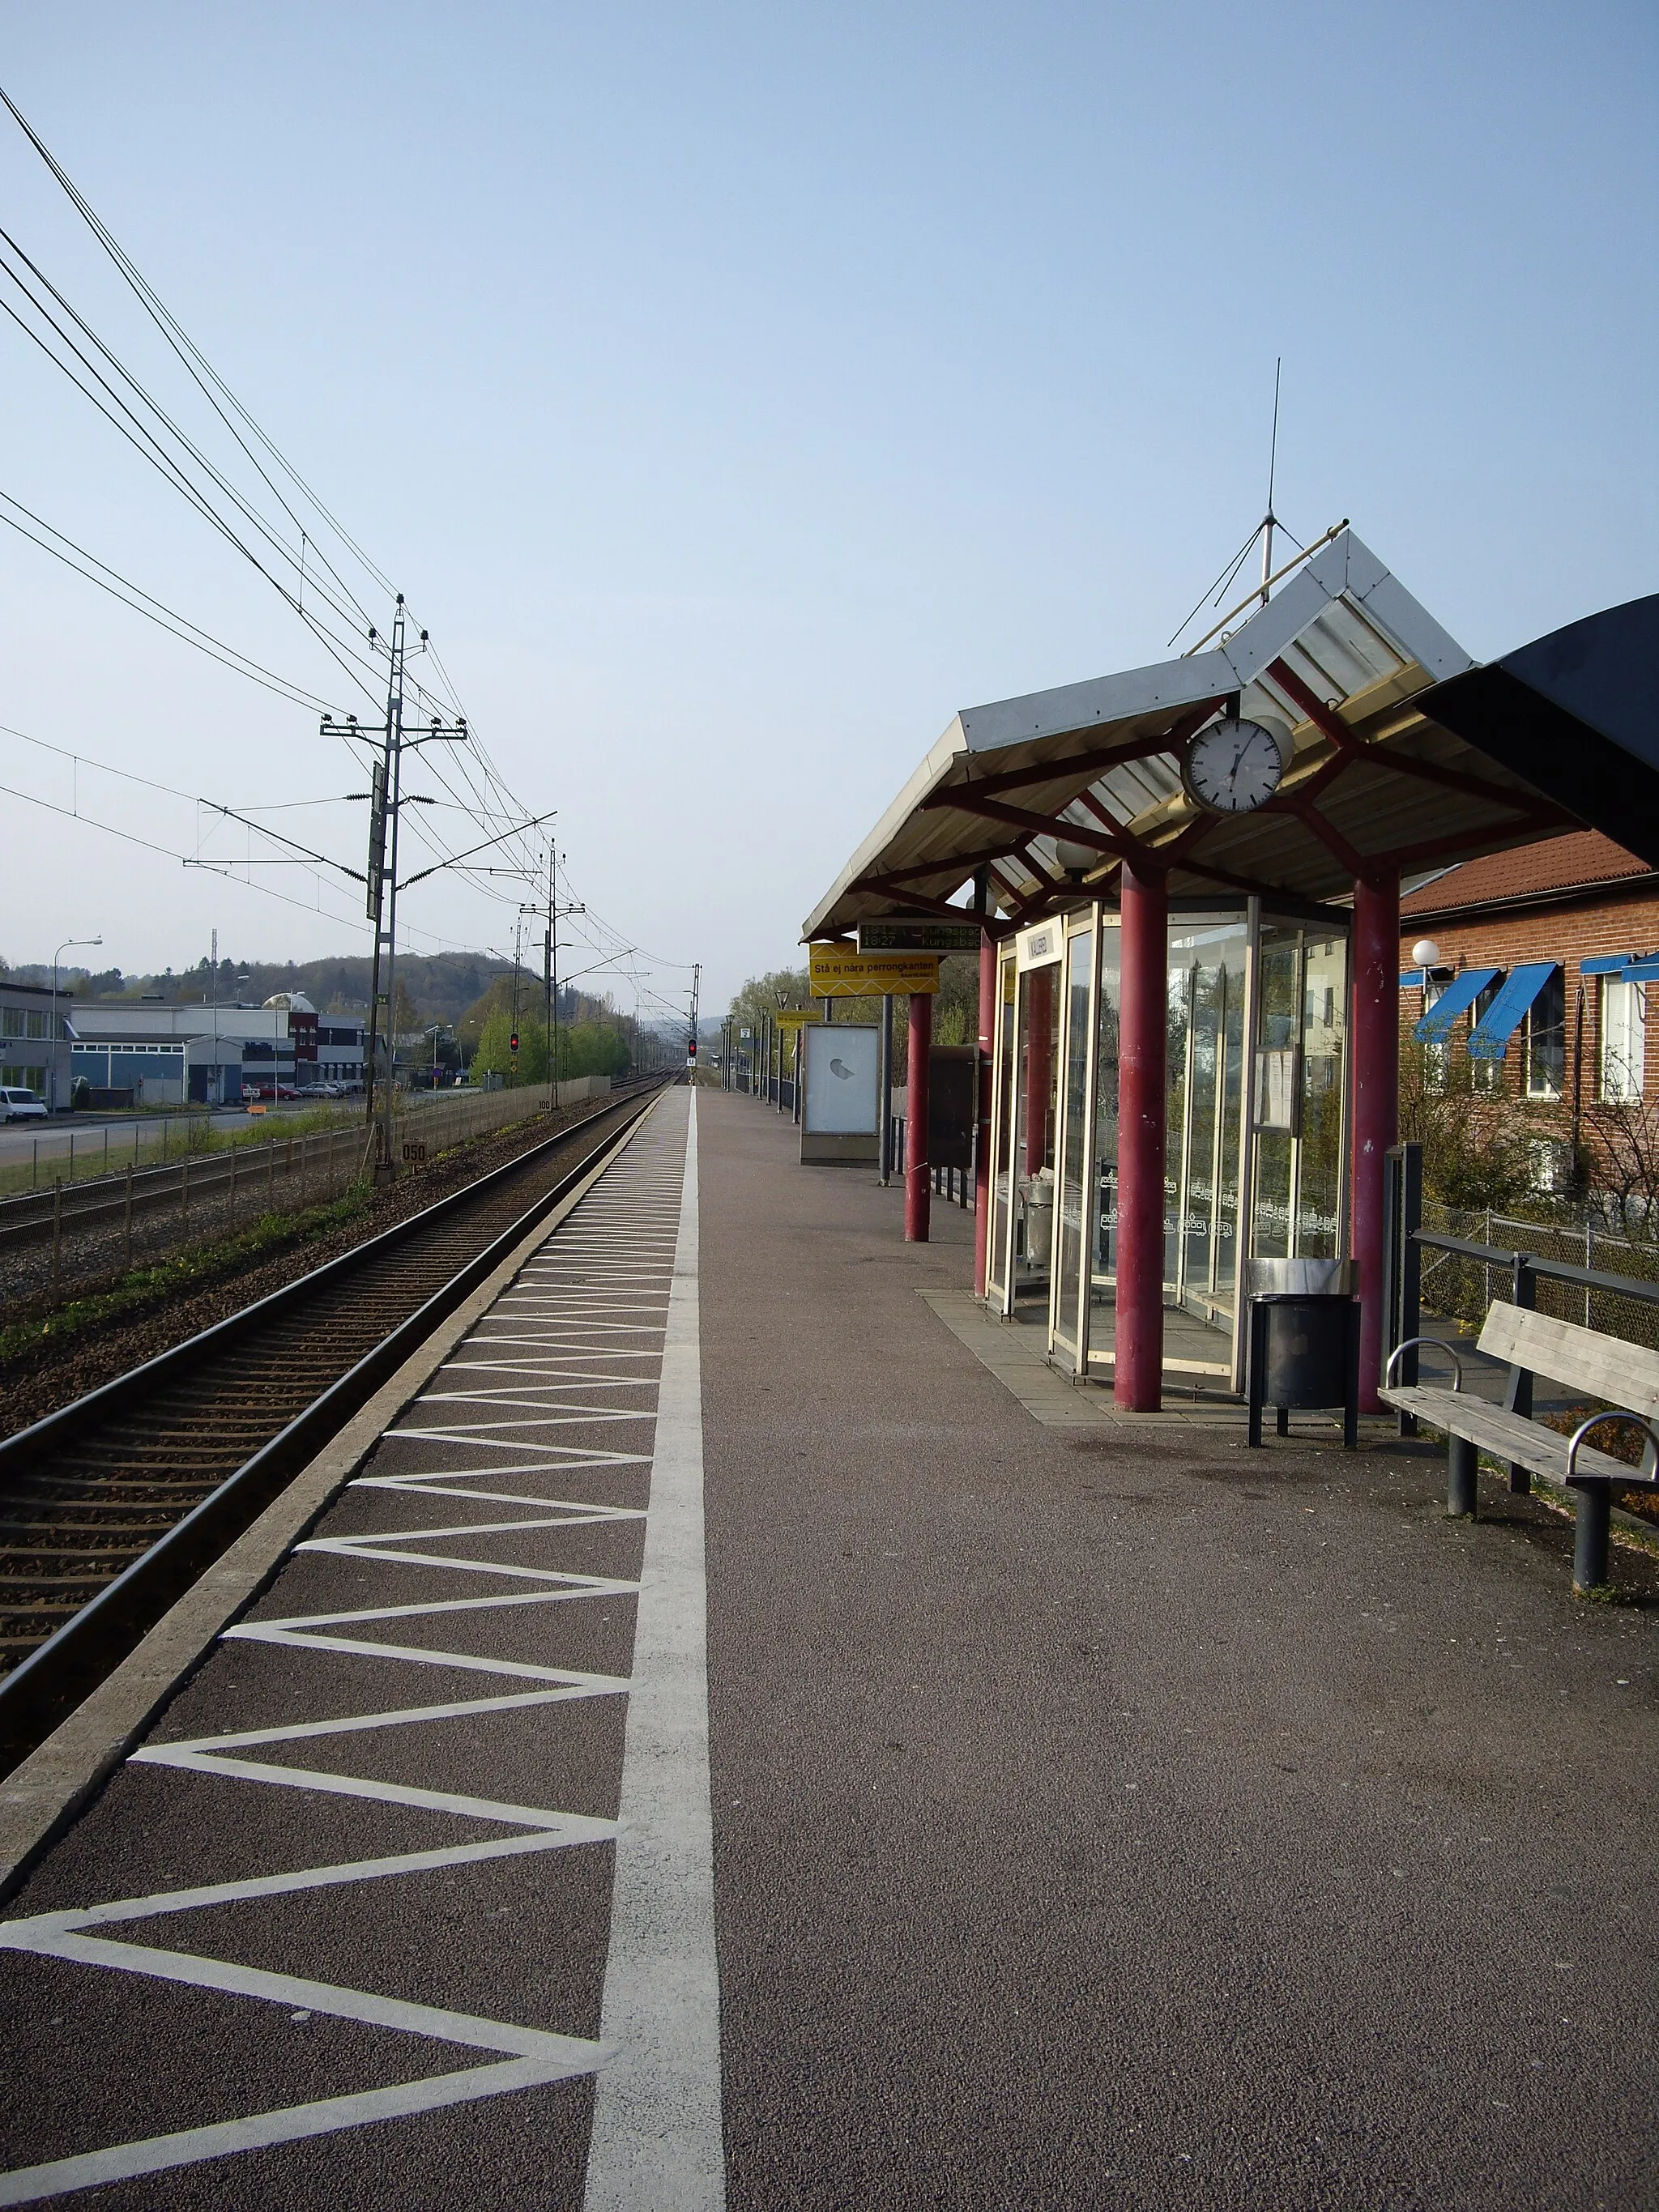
[688,963,702,1078]
[511,914,523,1086]
[539,854,582,1107]
[322,595,466,1182]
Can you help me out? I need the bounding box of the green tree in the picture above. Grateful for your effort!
[474,1007,549,1085]
[1399,1037,1542,1211]
[728,968,812,1028]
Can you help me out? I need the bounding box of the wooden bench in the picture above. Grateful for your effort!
[1382,1302,1659,1590]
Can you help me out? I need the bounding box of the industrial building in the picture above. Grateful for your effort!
[68,995,364,1107]
[0,978,75,1105]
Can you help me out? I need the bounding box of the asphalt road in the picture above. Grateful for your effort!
[0,1086,1653,2210]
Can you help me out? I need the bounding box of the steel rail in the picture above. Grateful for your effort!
[0,1080,668,1773]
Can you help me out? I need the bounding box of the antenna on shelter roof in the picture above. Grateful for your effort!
[1260,357,1282,606]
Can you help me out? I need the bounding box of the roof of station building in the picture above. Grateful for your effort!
[803,531,1648,941]
[1400,832,1656,920]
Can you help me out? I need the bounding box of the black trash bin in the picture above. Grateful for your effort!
[1246,1259,1360,1448]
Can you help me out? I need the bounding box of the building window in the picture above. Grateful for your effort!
[1525,969,1566,1099]
[1600,975,1645,1103]
[1469,978,1502,1092]
[1419,979,1449,1092]
[1,1008,20,1038]
[24,1010,46,1039]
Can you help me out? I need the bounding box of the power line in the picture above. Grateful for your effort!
[0,489,335,710]
[0,92,693,1001]
[0,80,392,626]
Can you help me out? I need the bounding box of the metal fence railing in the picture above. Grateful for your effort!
[0,1076,623,1297]
[393,1076,612,1163]
[0,1102,365,1200]
[1416,1199,1659,1353]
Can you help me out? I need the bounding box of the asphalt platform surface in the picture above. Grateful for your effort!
[0,1085,1654,2210]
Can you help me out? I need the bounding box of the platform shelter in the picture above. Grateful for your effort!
[804,531,1658,1412]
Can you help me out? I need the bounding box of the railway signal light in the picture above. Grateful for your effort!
[510,1030,519,1054]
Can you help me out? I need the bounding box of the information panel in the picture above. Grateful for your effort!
[802,1021,880,1136]
[857,918,983,953]
[808,946,941,998]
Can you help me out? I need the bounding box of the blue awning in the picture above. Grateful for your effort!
[1413,967,1500,1043]
[1625,956,1659,982]
[1468,962,1557,1060]
[1580,953,1636,976]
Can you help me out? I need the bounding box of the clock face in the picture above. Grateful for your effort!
[1182,715,1290,814]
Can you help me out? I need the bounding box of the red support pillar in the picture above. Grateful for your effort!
[1351,868,1400,1413]
[1115,860,1167,1410]
[905,990,932,1242]
[974,929,996,1294]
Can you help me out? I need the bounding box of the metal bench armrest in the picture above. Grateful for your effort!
[1384,1336,1463,1392]
[1565,1411,1659,1485]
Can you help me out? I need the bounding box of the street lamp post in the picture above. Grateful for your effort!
[50,936,101,1112]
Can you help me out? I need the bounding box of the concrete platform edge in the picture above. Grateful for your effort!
[0,1095,662,1906]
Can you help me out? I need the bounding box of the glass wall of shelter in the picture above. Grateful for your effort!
[984,897,1351,1393]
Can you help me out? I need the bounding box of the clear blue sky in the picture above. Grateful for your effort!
[1,2,1653,1017]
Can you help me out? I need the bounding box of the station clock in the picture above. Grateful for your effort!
[1181,712,1294,815]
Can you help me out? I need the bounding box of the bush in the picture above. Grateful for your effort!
[1398,1039,1543,1212]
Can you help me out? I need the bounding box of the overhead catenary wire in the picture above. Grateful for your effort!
[0,489,336,710]
[0,81,395,623]
[0,90,693,1005]
[0,723,500,959]
[0,224,389,711]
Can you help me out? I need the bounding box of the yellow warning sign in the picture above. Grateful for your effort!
[808,946,941,998]
[772,1007,821,1031]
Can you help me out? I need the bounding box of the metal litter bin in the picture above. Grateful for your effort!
[1246,1258,1360,1448]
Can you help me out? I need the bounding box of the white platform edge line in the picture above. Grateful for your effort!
[584,1086,723,2211]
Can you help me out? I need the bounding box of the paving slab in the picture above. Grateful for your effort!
[698,1090,1657,2212]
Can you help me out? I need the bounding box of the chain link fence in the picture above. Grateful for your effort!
[1419,1200,1659,1353]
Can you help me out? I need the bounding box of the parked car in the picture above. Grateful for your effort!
[1,1087,48,1122]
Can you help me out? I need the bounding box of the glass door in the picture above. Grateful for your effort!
[987,952,1017,1311]
[1166,921,1248,1332]
[1049,915,1097,1369]
[1247,918,1350,1264]
[1011,961,1060,1295]
[1085,919,1121,1370]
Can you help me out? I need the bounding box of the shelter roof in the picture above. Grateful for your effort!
[802,529,1606,940]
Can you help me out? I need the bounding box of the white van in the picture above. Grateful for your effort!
[2,1088,47,1122]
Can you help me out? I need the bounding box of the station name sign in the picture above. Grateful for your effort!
[808,945,942,998]
[856,917,983,954]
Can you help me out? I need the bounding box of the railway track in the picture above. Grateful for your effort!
[0,1079,668,1775]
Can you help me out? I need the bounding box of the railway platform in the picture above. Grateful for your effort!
[1,1085,1655,2210]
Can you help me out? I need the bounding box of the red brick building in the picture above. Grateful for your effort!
[1397,832,1659,1178]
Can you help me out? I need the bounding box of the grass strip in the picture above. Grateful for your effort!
[0,1186,373,1365]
